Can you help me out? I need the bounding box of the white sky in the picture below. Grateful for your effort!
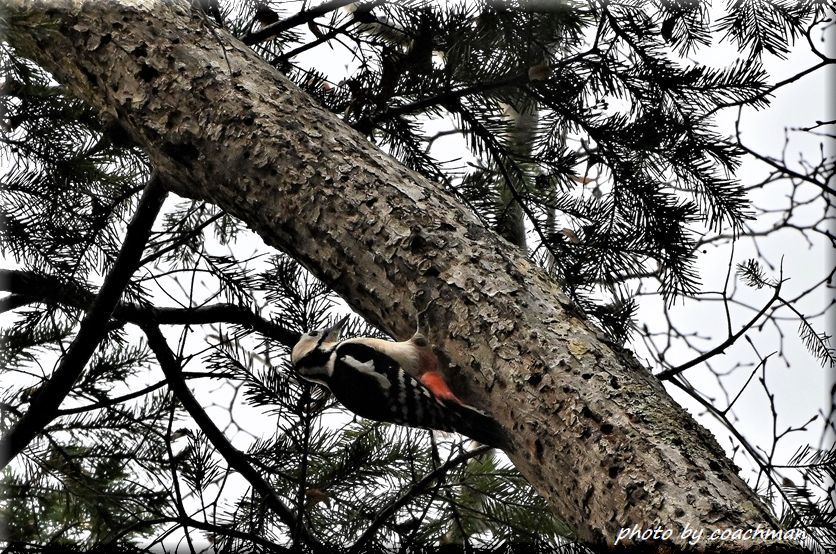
[215,0,836,528]
[285,0,836,511]
[1,1,833,549]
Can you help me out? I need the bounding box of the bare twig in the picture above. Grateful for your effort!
[656,280,783,381]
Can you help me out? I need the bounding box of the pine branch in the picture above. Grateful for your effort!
[368,70,530,126]
[242,0,360,46]
[0,294,35,314]
[0,174,166,470]
[0,269,299,347]
[349,445,492,553]
[704,60,826,118]
[140,322,327,553]
[779,299,836,369]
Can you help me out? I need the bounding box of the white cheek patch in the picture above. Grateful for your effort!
[342,355,391,390]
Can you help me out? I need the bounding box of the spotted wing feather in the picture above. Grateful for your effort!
[330,342,509,449]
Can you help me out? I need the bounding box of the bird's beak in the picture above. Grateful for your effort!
[323,315,349,342]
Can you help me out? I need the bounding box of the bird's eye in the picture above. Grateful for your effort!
[308,331,319,337]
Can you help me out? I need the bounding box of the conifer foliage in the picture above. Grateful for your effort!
[1,1,832,552]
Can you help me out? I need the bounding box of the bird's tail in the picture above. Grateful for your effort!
[441,400,511,450]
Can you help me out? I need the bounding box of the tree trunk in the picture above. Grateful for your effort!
[4,1,803,551]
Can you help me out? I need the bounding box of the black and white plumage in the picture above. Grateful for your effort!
[291,316,509,450]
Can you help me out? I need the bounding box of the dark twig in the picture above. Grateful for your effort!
[54,373,224,416]
[0,269,300,347]
[735,106,836,196]
[242,0,358,46]
[276,20,355,63]
[349,445,492,554]
[293,384,313,549]
[139,212,224,267]
[111,516,290,553]
[0,174,167,469]
[368,71,530,126]
[165,402,197,554]
[656,280,783,381]
[669,375,821,550]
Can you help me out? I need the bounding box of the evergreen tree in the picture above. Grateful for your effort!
[1,1,832,552]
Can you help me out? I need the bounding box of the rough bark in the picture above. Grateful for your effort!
[3,1,806,551]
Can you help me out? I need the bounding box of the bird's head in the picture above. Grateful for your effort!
[291,315,349,375]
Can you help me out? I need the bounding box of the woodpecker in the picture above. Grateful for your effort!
[340,328,464,404]
[290,316,509,450]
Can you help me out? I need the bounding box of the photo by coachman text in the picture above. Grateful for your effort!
[614,523,808,547]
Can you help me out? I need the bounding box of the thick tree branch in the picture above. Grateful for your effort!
[0,294,36,314]
[140,322,326,552]
[4,2,805,551]
[0,174,166,470]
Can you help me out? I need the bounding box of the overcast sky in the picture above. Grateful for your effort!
[1,3,832,543]
[289,1,836,482]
